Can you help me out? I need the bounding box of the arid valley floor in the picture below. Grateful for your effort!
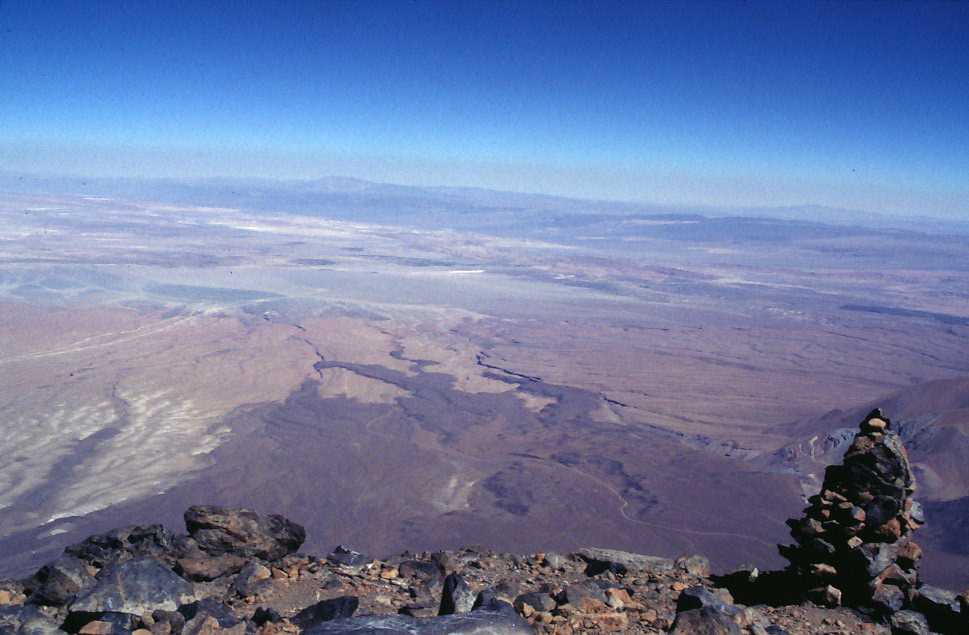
[1,179,968,589]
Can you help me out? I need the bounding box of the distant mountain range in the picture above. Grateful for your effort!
[2,172,967,236]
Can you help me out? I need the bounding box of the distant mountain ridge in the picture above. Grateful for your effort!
[2,171,967,235]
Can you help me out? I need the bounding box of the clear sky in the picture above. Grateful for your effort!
[1,1,967,217]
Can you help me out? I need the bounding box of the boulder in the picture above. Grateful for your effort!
[65,526,177,568]
[575,548,673,576]
[513,591,556,613]
[0,604,68,634]
[559,580,608,611]
[472,589,517,616]
[398,560,442,582]
[230,561,272,597]
[28,556,95,607]
[889,610,931,635]
[676,554,712,577]
[174,554,246,582]
[439,573,476,615]
[178,598,241,629]
[75,612,140,634]
[303,610,533,634]
[669,607,743,635]
[291,597,359,629]
[69,559,195,617]
[183,506,305,561]
[327,545,369,568]
[676,586,734,612]
[252,606,282,626]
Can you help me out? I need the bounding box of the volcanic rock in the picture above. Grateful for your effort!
[670,607,743,635]
[65,525,177,568]
[68,558,195,617]
[303,609,533,634]
[291,596,359,628]
[183,506,305,561]
[28,556,95,607]
[438,572,475,615]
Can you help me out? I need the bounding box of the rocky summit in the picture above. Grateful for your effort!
[1,412,968,635]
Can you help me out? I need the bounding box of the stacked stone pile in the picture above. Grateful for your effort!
[779,409,923,613]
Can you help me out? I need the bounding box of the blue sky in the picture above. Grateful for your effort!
[1,1,967,217]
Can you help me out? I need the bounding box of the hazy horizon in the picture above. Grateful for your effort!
[2,1,968,219]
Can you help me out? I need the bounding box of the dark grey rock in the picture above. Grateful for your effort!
[28,556,95,607]
[676,554,712,577]
[558,580,608,608]
[231,562,272,597]
[439,573,476,615]
[151,609,186,634]
[328,545,370,568]
[575,548,673,577]
[471,589,517,616]
[178,597,240,628]
[398,561,441,582]
[676,585,733,613]
[513,591,556,613]
[292,597,360,628]
[890,610,931,635]
[68,612,141,634]
[303,610,533,634]
[174,553,247,582]
[252,606,282,626]
[0,604,68,635]
[669,607,742,635]
[183,506,305,561]
[871,583,906,614]
[64,525,176,568]
[68,558,195,616]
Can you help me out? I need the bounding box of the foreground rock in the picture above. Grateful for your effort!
[304,610,533,634]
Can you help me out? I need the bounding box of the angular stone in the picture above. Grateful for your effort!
[896,541,923,570]
[178,598,240,629]
[398,560,442,581]
[292,596,359,629]
[559,580,608,610]
[303,610,533,634]
[174,554,247,582]
[669,607,742,635]
[676,554,712,577]
[0,603,67,634]
[438,573,475,615]
[513,591,555,613]
[327,545,369,567]
[65,525,177,568]
[890,610,931,635]
[676,585,733,612]
[69,559,195,616]
[183,506,305,561]
[870,582,905,614]
[231,561,272,597]
[575,547,673,576]
[29,555,95,607]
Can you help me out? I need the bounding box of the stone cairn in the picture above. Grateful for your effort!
[779,408,924,614]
